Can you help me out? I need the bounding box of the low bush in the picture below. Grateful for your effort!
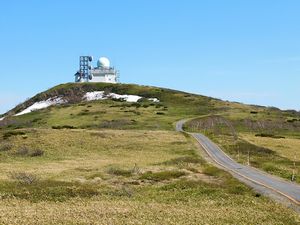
[77,109,90,116]
[287,118,298,123]
[52,125,76,129]
[0,143,13,151]
[262,162,280,173]
[255,133,285,139]
[3,131,26,139]
[140,170,186,182]
[31,118,42,123]
[202,166,222,176]
[30,149,44,157]
[9,172,39,185]
[15,147,29,156]
[223,179,248,195]
[14,147,44,157]
[159,179,211,192]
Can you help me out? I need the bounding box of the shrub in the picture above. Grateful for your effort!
[0,143,13,151]
[287,118,298,123]
[9,172,39,185]
[52,125,76,129]
[227,183,247,195]
[31,118,42,123]
[156,112,165,115]
[30,149,44,157]
[78,109,90,116]
[3,131,26,139]
[255,133,285,139]
[15,147,29,156]
[202,166,221,176]
[140,170,186,181]
[262,163,278,173]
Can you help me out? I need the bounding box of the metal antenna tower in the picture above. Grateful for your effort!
[79,56,93,82]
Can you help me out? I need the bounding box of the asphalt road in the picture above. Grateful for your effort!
[176,120,300,209]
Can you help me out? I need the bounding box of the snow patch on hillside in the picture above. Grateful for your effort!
[15,97,66,116]
[84,91,106,101]
[11,91,160,117]
[0,117,4,121]
[148,98,160,103]
[84,91,142,102]
[83,91,159,103]
[109,93,142,102]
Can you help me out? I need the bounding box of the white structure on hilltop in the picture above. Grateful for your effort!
[75,56,119,83]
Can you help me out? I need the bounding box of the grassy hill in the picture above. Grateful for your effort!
[0,82,299,224]
[3,82,296,130]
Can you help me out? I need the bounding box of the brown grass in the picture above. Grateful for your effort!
[241,133,300,161]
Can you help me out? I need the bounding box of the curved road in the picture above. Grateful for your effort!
[176,120,300,210]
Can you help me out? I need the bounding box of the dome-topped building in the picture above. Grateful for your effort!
[97,57,110,68]
[75,56,119,83]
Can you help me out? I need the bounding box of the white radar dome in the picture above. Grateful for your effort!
[97,57,110,68]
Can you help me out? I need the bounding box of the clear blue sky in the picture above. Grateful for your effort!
[1,0,300,114]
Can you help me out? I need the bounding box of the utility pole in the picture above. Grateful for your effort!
[247,149,250,166]
[292,156,296,182]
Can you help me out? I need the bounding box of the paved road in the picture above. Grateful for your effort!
[176,120,300,209]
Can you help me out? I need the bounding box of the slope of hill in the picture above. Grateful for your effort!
[0,82,299,224]
[2,82,296,130]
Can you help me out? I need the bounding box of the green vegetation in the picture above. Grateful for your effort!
[0,128,298,224]
[0,82,220,131]
[0,82,299,224]
[139,170,186,181]
[185,114,300,183]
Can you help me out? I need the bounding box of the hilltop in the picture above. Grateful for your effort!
[2,82,298,129]
[0,82,299,224]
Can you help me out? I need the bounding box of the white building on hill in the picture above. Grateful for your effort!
[75,56,119,83]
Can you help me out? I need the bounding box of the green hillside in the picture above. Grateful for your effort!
[0,83,299,224]
[3,82,296,131]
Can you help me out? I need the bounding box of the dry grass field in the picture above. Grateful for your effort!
[241,133,300,161]
[0,128,299,224]
[0,83,299,224]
